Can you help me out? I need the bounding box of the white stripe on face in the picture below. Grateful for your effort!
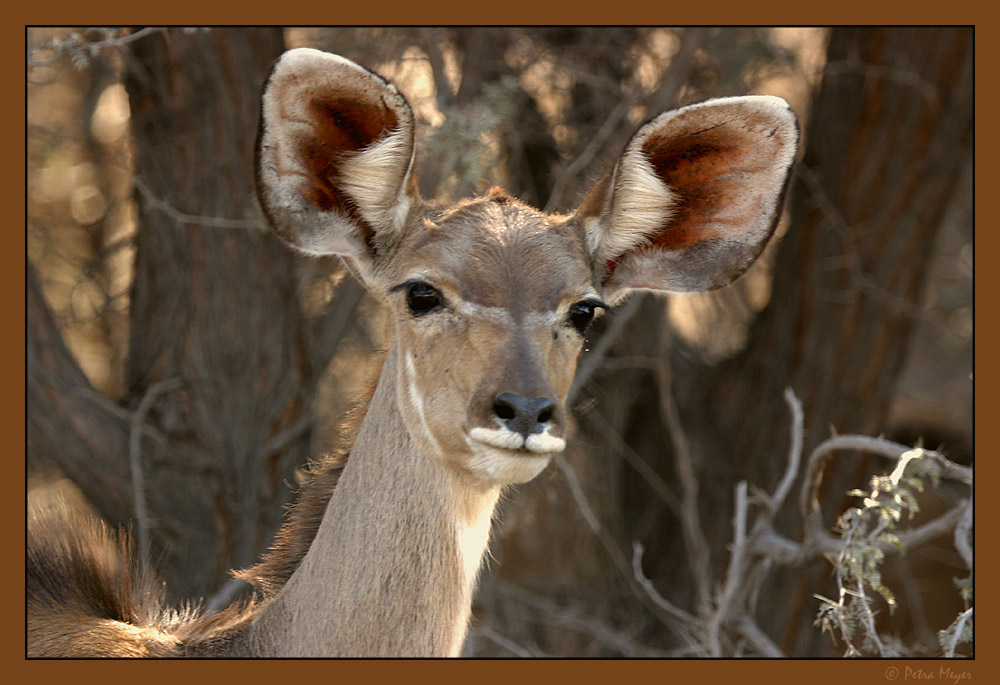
[404,352,444,458]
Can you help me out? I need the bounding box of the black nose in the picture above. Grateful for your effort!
[493,392,556,437]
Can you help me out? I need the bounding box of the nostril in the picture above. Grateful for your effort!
[493,393,557,436]
[494,398,516,421]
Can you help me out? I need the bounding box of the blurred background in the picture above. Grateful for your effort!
[27,27,972,657]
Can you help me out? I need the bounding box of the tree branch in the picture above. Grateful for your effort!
[654,325,712,611]
[129,376,183,559]
[707,481,749,657]
[27,265,133,521]
[552,452,699,648]
[28,27,169,69]
[132,175,263,230]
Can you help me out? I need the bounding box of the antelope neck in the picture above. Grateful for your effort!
[245,344,500,657]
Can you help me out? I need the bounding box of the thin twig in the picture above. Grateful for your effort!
[494,580,669,657]
[630,542,700,639]
[954,497,973,570]
[799,165,956,334]
[553,453,601,535]
[586,408,682,517]
[654,327,712,611]
[821,55,940,108]
[755,500,970,567]
[128,377,183,560]
[257,412,312,461]
[769,387,804,514]
[854,579,886,657]
[543,99,630,212]
[707,481,749,656]
[552,453,698,645]
[735,616,786,658]
[943,607,973,658]
[28,27,168,68]
[133,176,262,230]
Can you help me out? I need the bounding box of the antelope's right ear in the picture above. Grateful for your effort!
[256,48,418,268]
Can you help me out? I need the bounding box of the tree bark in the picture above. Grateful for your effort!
[116,27,315,601]
[27,28,327,603]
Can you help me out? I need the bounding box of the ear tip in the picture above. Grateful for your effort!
[274,48,363,74]
[652,94,798,131]
[270,48,390,92]
[740,94,799,126]
[266,48,409,120]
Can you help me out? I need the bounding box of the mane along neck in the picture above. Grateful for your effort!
[232,353,385,598]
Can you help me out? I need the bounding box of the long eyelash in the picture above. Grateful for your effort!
[388,279,426,295]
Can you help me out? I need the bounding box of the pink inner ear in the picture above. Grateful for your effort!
[641,126,753,252]
[288,95,399,250]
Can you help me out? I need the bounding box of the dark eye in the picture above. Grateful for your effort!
[406,282,442,316]
[567,300,601,334]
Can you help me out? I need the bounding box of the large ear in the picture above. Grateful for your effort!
[256,48,418,268]
[576,96,798,300]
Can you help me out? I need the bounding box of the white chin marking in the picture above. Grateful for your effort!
[525,432,566,453]
[469,426,566,454]
[469,427,524,450]
[466,444,551,485]
[467,427,564,484]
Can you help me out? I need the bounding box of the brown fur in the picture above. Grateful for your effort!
[27,498,185,657]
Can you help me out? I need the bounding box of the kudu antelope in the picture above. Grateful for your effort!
[27,48,798,657]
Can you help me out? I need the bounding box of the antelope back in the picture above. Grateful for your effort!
[27,498,182,657]
[257,48,798,485]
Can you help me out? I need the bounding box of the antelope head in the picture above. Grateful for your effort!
[256,48,797,487]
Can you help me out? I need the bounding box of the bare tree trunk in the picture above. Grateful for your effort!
[27,28,330,603]
[116,28,313,601]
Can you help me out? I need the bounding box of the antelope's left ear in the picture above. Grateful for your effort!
[576,96,798,300]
